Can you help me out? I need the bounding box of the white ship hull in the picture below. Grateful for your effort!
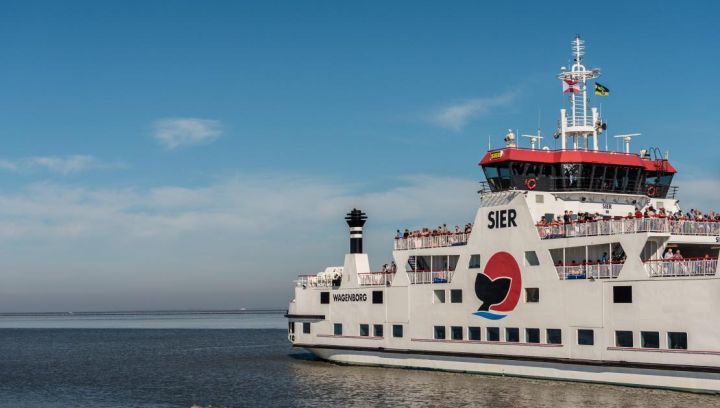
[305,346,720,393]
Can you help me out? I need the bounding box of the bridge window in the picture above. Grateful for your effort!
[668,332,687,350]
[578,329,594,345]
[434,326,446,340]
[487,327,500,341]
[526,328,540,343]
[615,330,633,347]
[434,289,446,304]
[641,331,659,348]
[360,324,369,337]
[392,324,403,338]
[373,324,383,337]
[450,289,462,303]
[468,327,481,341]
[334,323,342,336]
[451,326,463,340]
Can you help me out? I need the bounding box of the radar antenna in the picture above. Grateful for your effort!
[613,133,641,153]
[521,129,544,150]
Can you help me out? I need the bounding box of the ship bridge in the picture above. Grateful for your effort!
[479,147,676,198]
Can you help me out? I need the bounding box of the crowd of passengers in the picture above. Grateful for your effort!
[554,251,626,268]
[395,223,473,239]
[537,207,720,227]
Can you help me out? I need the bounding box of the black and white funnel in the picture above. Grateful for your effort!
[345,208,367,254]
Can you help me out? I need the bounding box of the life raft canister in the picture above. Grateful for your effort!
[646,185,656,197]
[525,178,537,191]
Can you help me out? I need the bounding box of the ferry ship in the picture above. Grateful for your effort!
[285,37,720,393]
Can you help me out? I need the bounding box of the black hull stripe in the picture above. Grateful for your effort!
[293,343,720,374]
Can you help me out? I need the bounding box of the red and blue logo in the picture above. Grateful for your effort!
[473,251,522,320]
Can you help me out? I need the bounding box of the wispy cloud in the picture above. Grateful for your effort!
[152,118,223,150]
[0,155,115,175]
[430,90,518,131]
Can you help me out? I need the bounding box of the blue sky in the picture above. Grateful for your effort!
[0,1,717,311]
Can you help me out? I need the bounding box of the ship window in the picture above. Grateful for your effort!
[615,330,633,347]
[469,254,481,268]
[360,324,369,337]
[613,286,632,303]
[434,289,446,304]
[525,288,540,303]
[526,328,540,343]
[334,323,343,336]
[668,332,687,350]
[512,162,525,176]
[451,326,463,340]
[303,322,311,334]
[373,324,383,337]
[525,251,540,266]
[450,289,462,303]
[547,329,562,344]
[578,329,594,345]
[506,328,519,342]
[392,325,403,338]
[320,292,330,304]
[372,291,383,304]
[487,327,500,341]
[641,331,660,348]
[468,327,481,341]
[434,326,446,340]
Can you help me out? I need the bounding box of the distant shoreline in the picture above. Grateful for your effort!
[0,309,286,317]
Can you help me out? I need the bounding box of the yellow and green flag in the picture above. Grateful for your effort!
[595,82,610,96]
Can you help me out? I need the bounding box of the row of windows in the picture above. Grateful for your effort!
[579,329,688,349]
[433,325,562,344]
[331,323,405,338]
[433,289,463,304]
[318,322,688,350]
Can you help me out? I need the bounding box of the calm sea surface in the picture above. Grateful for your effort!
[0,312,717,407]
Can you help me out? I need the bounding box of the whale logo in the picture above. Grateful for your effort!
[473,251,522,320]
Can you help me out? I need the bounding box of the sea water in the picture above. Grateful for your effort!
[0,312,717,407]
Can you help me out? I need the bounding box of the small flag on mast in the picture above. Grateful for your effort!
[563,79,580,93]
[594,82,610,96]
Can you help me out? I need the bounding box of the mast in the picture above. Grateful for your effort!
[557,36,602,151]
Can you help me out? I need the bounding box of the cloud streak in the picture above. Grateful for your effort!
[152,118,223,150]
[0,155,115,175]
[430,90,517,131]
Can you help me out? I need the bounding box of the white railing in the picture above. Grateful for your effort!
[295,275,335,288]
[537,218,720,240]
[555,262,624,280]
[406,270,455,284]
[394,233,469,250]
[643,258,718,277]
[358,272,396,286]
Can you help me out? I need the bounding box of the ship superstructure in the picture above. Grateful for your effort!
[285,37,720,393]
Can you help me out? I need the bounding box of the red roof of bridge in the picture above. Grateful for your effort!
[479,148,676,173]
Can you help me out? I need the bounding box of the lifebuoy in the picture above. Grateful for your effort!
[646,185,656,197]
[525,178,537,191]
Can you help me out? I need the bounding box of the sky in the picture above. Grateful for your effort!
[0,1,718,312]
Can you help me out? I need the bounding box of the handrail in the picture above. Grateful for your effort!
[406,270,455,284]
[537,218,720,240]
[394,233,469,250]
[643,258,717,277]
[357,271,396,286]
[555,262,623,280]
